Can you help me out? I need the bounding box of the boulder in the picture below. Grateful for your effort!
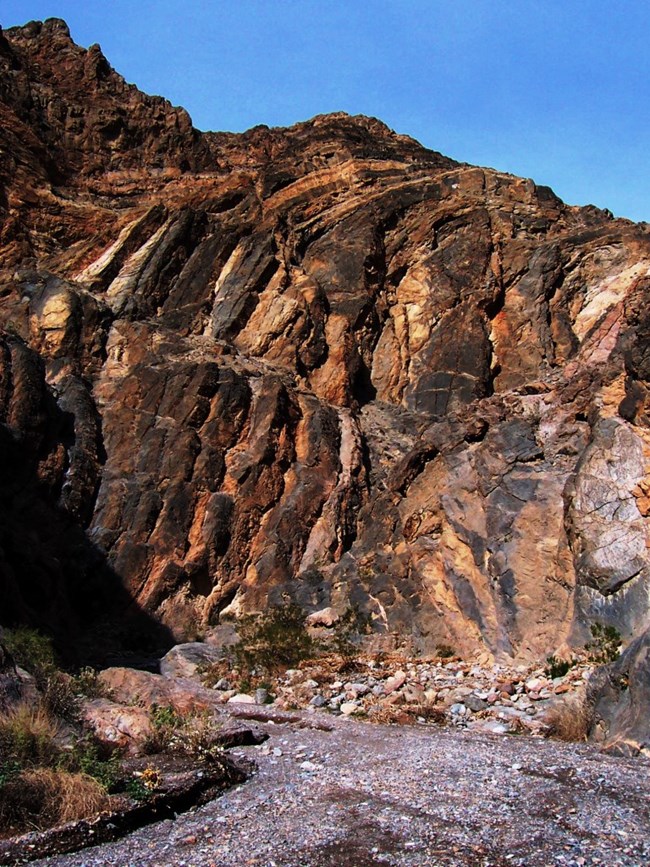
[159,643,225,679]
[588,628,650,757]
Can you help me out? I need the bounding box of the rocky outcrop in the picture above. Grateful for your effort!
[588,626,650,756]
[2,18,650,662]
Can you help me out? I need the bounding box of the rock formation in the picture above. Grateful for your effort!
[2,18,650,670]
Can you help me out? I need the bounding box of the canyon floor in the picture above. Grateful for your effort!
[32,711,650,867]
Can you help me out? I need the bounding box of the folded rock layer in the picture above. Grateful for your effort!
[2,18,650,661]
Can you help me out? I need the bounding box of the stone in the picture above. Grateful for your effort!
[227,693,255,704]
[588,626,650,757]
[159,643,224,679]
[465,694,488,713]
[340,702,360,715]
[385,671,407,694]
[402,684,425,703]
[348,683,370,697]
[310,694,327,708]
[305,608,339,628]
[83,702,148,754]
[255,688,269,705]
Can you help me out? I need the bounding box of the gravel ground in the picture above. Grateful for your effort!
[33,711,650,867]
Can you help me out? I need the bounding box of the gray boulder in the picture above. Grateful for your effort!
[588,627,650,757]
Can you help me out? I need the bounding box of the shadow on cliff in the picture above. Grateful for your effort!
[0,423,174,668]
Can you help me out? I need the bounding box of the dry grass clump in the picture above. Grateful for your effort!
[0,768,111,833]
[544,695,594,742]
[0,703,60,768]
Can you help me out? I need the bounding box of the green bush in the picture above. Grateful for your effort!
[586,623,622,665]
[42,671,80,722]
[435,643,456,660]
[3,628,57,684]
[0,760,21,788]
[331,606,371,663]
[62,736,122,793]
[2,627,80,720]
[143,703,184,754]
[233,603,316,673]
[545,655,574,679]
[71,667,111,700]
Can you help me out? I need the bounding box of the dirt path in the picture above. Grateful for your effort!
[33,712,650,867]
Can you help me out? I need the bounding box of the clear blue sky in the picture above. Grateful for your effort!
[3,1,649,222]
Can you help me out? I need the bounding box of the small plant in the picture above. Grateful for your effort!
[143,703,184,754]
[62,736,122,793]
[435,644,456,660]
[2,627,57,685]
[586,623,622,665]
[0,768,111,834]
[545,655,575,679]
[171,711,224,762]
[0,703,61,769]
[544,696,594,742]
[71,667,112,700]
[0,760,21,788]
[143,703,223,762]
[42,670,80,722]
[331,606,371,664]
[233,603,317,674]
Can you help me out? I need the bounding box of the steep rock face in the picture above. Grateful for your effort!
[588,626,650,756]
[2,18,650,660]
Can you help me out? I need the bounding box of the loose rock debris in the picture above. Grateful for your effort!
[32,711,650,867]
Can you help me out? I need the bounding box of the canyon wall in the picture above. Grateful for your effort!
[2,19,650,660]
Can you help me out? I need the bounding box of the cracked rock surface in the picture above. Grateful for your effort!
[3,20,650,734]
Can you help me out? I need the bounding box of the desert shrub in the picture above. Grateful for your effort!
[2,628,57,684]
[171,711,224,762]
[233,603,317,673]
[435,644,456,660]
[41,670,80,722]
[71,667,112,700]
[62,736,122,793]
[586,623,622,665]
[545,655,575,679]
[544,696,594,742]
[0,768,111,833]
[331,606,371,664]
[143,703,223,762]
[0,760,21,788]
[0,703,61,769]
[143,703,184,754]
[126,766,161,801]
[3,627,82,721]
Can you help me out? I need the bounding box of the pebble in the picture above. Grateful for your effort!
[340,701,360,715]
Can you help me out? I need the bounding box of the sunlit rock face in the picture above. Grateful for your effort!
[2,18,650,660]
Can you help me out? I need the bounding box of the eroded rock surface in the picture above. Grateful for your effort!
[2,19,650,665]
[588,625,650,756]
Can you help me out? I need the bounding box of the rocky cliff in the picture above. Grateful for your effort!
[2,18,650,661]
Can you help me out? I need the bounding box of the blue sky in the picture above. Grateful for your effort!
[3,1,649,221]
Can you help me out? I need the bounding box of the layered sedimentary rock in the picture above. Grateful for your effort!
[2,18,650,662]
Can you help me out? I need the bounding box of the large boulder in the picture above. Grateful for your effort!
[588,627,650,757]
[159,642,225,679]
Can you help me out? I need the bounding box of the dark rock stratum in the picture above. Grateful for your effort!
[2,18,650,680]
